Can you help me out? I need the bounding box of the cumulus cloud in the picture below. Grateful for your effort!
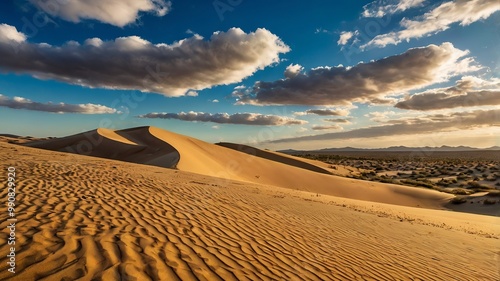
[237,43,479,106]
[137,111,307,126]
[0,24,26,43]
[284,64,304,78]
[312,125,343,131]
[0,25,289,97]
[337,31,356,45]
[362,0,425,18]
[29,0,171,27]
[271,109,500,143]
[396,76,500,110]
[364,0,500,48]
[294,109,350,116]
[0,94,118,114]
[186,91,198,97]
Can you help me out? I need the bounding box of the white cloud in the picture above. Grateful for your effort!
[395,76,500,110]
[0,24,26,43]
[0,25,290,97]
[211,99,219,103]
[137,111,308,126]
[284,64,304,78]
[238,43,480,106]
[337,31,355,45]
[364,0,500,48]
[30,0,172,27]
[315,28,332,34]
[362,0,426,18]
[0,94,118,114]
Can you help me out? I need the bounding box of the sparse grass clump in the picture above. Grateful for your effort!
[400,179,434,189]
[486,191,500,197]
[451,188,470,195]
[467,181,489,189]
[450,197,467,204]
[483,198,497,205]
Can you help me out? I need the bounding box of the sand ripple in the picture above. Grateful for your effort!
[0,142,498,280]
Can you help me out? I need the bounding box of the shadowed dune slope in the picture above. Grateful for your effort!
[24,127,180,168]
[216,142,332,175]
[24,126,453,208]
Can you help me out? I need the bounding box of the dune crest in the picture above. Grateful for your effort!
[216,142,333,175]
[25,127,180,169]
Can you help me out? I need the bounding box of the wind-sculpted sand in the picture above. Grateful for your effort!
[0,140,499,280]
[25,126,453,209]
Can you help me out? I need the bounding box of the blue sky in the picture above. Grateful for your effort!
[0,0,498,149]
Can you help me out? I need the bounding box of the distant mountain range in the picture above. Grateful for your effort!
[279,145,500,153]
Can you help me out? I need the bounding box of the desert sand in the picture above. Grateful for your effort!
[0,126,499,280]
[26,127,453,208]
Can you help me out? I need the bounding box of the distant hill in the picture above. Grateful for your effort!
[279,145,500,154]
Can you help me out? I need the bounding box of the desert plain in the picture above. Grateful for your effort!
[0,126,499,280]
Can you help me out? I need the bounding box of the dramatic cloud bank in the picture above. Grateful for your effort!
[0,94,118,114]
[362,0,425,18]
[30,0,171,27]
[237,43,479,106]
[0,25,289,97]
[364,0,500,48]
[271,109,500,143]
[137,111,307,126]
[396,76,500,110]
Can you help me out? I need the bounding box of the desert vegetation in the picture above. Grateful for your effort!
[294,153,500,197]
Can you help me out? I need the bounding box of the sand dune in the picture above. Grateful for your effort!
[24,126,453,209]
[25,127,180,169]
[216,142,332,175]
[0,141,498,280]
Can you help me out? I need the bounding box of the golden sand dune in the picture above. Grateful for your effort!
[24,126,453,209]
[216,142,332,175]
[0,142,498,280]
[25,127,180,169]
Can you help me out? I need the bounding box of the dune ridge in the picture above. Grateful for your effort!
[216,142,332,175]
[25,127,180,169]
[24,126,453,209]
